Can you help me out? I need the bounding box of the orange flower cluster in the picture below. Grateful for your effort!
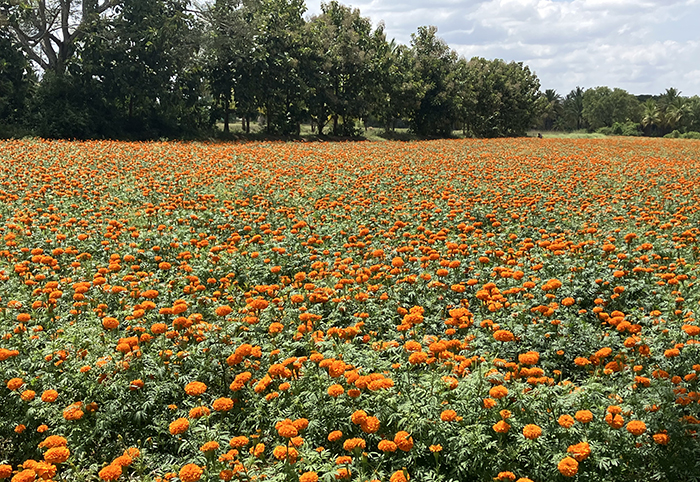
[2,138,700,481]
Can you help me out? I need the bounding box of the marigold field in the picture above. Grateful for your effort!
[1,138,700,482]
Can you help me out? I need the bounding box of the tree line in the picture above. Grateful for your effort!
[1,0,698,140]
[537,86,700,138]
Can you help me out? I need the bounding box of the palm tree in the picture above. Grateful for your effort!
[563,87,585,130]
[640,99,660,136]
[541,89,563,130]
[663,97,688,133]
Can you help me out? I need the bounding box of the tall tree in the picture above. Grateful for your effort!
[540,89,562,130]
[0,0,121,75]
[409,25,457,136]
[562,87,585,130]
[582,86,641,130]
[204,0,258,133]
[371,41,423,132]
[640,98,660,136]
[79,0,207,137]
[460,57,543,137]
[306,1,384,135]
[255,0,307,134]
[0,29,34,130]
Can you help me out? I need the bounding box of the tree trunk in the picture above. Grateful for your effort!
[223,98,230,133]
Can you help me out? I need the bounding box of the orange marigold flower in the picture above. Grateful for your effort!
[38,435,67,449]
[124,447,140,459]
[489,385,508,399]
[102,317,119,330]
[360,416,380,434]
[653,433,670,445]
[151,323,167,334]
[351,410,368,425]
[335,468,351,480]
[605,413,625,429]
[200,441,220,452]
[184,381,207,396]
[493,330,514,342]
[390,470,409,482]
[522,424,542,440]
[440,409,457,422]
[299,473,319,482]
[62,403,84,421]
[493,420,510,434]
[21,390,36,402]
[189,406,210,418]
[574,357,591,367]
[518,351,540,365]
[558,414,575,428]
[212,398,234,412]
[574,410,593,423]
[343,438,366,451]
[98,464,122,481]
[429,444,442,453]
[277,423,298,438]
[43,447,70,464]
[41,390,58,403]
[179,464,203,482]
[626,420,646,436]
[408,351,428,365]
[34,462,55,480]
[394,431,413,451]
[327,384,344,397]
[7,378,23,391]
[215,305,233,317]
[169,418,189,435]
[378,440,397,452]
[112,455,132,467]
[10,469,35,482]
[229,436,249,448]
[557,457,578,477]
[0,465,11,479]
[292,418,309,431]
[328,430,343,442]
[496,472,516,481]
[567,441,591,461]
[37,425,48,433]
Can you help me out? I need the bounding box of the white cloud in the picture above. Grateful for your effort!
[304,0,700,95]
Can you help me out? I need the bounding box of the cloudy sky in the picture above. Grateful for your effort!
[304,0,700,97]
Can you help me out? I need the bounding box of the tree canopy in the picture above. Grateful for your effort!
[3,0,691,140]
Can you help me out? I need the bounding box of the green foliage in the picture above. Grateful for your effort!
[597,121,641,137]
[77,0,210,139]
[582,87,641,130]
[0,30,33,134]
[459,57,544,137]
[409,26,457,137]
[254,0,308,135]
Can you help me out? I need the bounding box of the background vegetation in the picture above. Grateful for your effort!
[2,0,700,141]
